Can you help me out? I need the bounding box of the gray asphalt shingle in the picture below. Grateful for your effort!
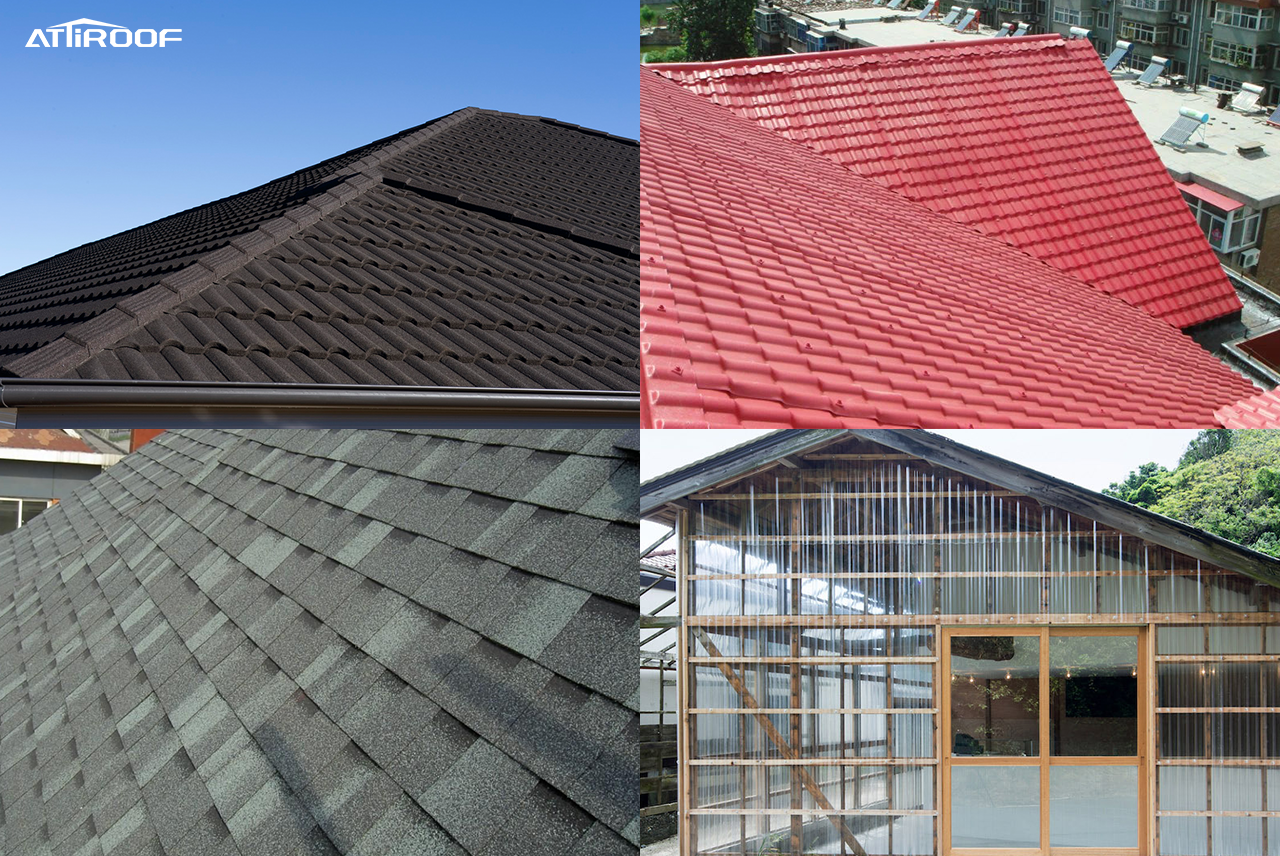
[0,429,637,856]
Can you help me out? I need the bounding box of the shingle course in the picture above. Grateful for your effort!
[0,429,637,854]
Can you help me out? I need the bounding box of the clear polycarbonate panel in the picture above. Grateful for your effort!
[1209,625,1263,653]
[1212,766,1262,811]
[1049,634,1137,755]
[1048,765,1138,847]
[950,635,1039,756]
[1159,626,1204,654]
[1159,766,1207,811]
[1215,817,1264,856]
[1160,817,1208,856]
[950,766,1040,848]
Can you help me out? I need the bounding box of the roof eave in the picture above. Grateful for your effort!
[642,428,1280,589]
[0,379,640,428]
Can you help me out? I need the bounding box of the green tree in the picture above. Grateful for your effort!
[1102,461,1170,508]
[1109,431,1280,558]
[1177,428,1234,468]
[672,0,755,61]
[643,45,689,63]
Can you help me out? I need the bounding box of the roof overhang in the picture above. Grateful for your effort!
[1176,181,1246,212]
[0,379,640,428]
[641,428,1280,589]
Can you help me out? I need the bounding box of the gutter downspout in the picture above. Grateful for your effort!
[0,380,640,428]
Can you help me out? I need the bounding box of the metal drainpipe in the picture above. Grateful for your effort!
[1188,0,1203,88]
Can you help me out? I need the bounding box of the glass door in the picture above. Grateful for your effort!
[942,627,1146,856]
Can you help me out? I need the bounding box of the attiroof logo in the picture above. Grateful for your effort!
[25,18,181,48]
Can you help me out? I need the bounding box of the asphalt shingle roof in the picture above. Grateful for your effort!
[640,63,1260,428]
[0,110,638,391]
[652,37,1241,330]
[0,428,638,856]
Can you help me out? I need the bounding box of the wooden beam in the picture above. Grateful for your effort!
[690,626,870,856]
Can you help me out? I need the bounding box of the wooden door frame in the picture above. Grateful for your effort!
[940,625,1150,856]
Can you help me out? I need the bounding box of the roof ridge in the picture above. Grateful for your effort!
[0,110,472,286]
[381,172,641,258]
[648,32,1064,73]
[2,113,493,379]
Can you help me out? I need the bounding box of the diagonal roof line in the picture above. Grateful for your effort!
[641,428,1280,588]
[1,111,490,380]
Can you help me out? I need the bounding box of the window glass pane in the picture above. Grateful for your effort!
[950,635,1040,756]
[0,500,18,536]
[1049,765,1138,847]
[20,500,46,525]
[951,765,1040,848]
[1049,635,1137,755]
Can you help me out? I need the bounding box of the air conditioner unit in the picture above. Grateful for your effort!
[1241,248,1261,268]
[1172,13,1188,23]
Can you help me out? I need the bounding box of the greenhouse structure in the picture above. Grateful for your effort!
[640,429,1280,856]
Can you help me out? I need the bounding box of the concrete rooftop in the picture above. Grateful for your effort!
[1112,72,1280,209]
[809,9,1009,47]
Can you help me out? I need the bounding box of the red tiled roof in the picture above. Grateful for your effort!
[641,550,676,573]
[0,429,94,454]
[1216,388,1280,428]
[640,69,1259,428]
[653,37,1241,330]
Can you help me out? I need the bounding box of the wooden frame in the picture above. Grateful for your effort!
[670,440,1280,856]
[940,626,1149,856]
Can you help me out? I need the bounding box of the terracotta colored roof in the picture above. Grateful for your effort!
[653,37,1241,330]
[1216,388,1280,427]
[0,428,94,454]
[0,110,638,390]
[640,70,1259,428]
[640,549,676,573]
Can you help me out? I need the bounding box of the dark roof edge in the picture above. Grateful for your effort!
[640,429,846,513]
[3,110,487,380]
[1,379,639,428]
[641,428,1280,588]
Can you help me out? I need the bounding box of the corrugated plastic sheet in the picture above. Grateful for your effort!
[640,69,1259,428]
[653,37,1241,330]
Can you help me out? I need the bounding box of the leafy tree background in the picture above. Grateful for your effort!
[671,0,755,61]
[1103,430,1280,557]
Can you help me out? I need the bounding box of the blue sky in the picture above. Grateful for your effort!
[0,1,635,276]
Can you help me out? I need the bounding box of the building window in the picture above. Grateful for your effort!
[1096,9,1112,28]
[1173,26,1189,47]
[1206,71,1245,91]
[1122,0,1172,11]
[1213,4,1274,30]
[0,498,51,536]
[1000,0,1032,13]
[1053,7,1084,25]
[1210,40,1263,68]
[1180,193,1261,253]
[1168,58,1188,76]
[1118,19,1168,43]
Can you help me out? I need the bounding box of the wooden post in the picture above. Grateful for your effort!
[678,509,695,856]
[790,479,803,855]
[691,627,870,856]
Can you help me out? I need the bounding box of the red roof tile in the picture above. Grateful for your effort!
[1216,388,1280,428]
[0,429,95,454]
[653,37,1241,330]
[640,69,1258,428]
